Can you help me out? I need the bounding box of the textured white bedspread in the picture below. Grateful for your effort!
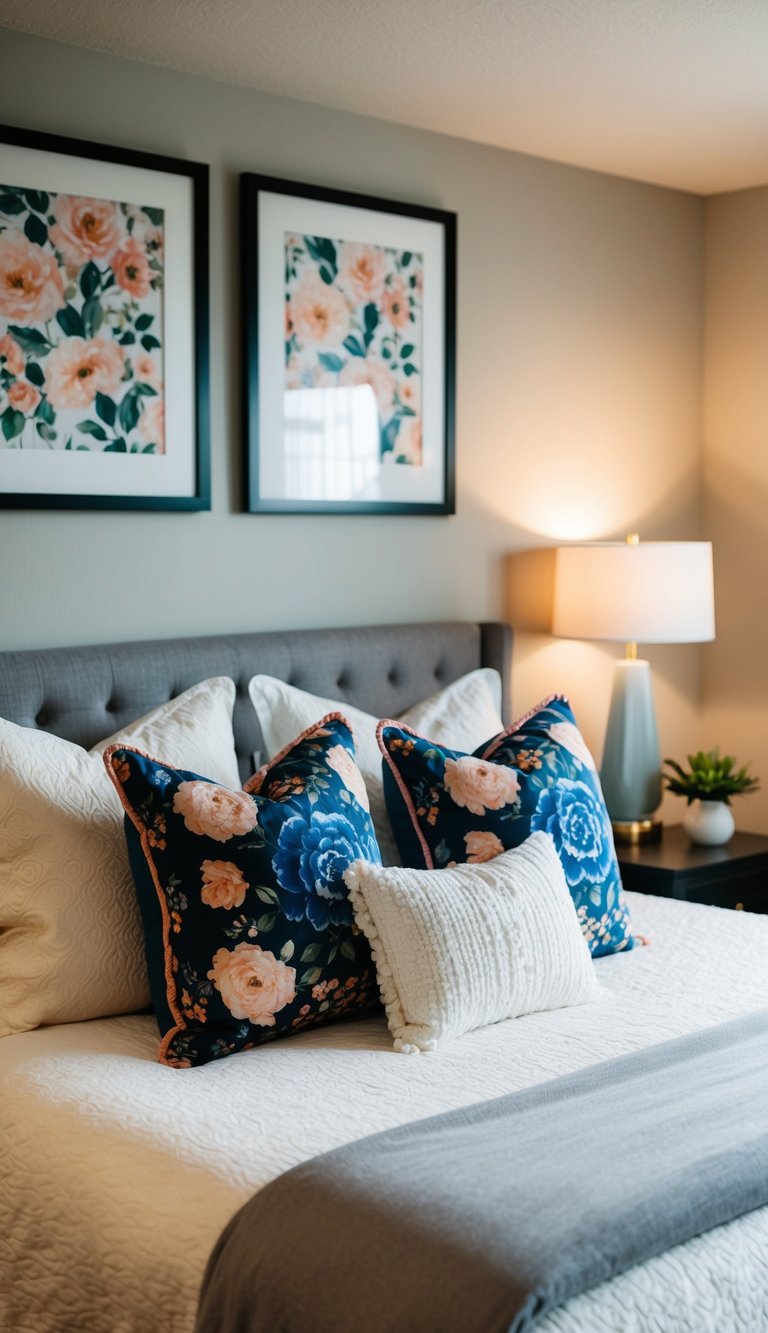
[2,891,767,1333]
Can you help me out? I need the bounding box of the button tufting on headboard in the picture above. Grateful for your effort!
[0,623,513,783]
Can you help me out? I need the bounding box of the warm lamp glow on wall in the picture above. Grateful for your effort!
[552,535,715,842]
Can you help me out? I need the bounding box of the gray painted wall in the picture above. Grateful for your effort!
[0,28,703,714]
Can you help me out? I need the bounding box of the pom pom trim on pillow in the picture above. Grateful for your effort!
[344,833,603,1054]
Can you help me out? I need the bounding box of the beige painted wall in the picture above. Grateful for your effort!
[0,30,705,775]
[703,188,768,833]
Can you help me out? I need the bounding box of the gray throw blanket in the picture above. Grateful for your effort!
[196,1010,768,1333]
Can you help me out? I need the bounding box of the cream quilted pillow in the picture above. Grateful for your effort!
[344,832,602,1053]
[248,669,504,865]
[0,677,240,1036]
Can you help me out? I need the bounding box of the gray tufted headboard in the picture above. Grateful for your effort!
[0,621,512,780]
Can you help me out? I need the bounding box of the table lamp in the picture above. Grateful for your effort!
[551,534,715,843]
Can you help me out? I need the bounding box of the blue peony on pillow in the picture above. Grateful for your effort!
[378,695,634,958]
[105,714,381,1067]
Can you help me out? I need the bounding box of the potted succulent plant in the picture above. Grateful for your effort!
[663,748,760,845]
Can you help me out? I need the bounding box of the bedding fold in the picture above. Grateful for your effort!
[196,1008,768,1333]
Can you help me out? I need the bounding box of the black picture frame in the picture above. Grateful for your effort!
[241,173,456,515]
[0,123,209,510]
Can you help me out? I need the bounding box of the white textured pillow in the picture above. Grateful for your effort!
[344,832,602,1053]
[248,668,504,865]
[0,677,240,1036]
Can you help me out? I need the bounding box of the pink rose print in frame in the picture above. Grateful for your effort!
[241,173,455,514]
[0,123,209,509]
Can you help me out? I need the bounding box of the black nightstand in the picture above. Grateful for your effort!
[617,825,768,913]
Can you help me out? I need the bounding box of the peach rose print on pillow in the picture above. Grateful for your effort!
[325,744,370,812]
[208,943,296,1026]
[443,756,521,817]
[0,182,163,453]
[464,830,505,863]
[200,860,250,910]
[284,230,423,468]
[173,781,259,842]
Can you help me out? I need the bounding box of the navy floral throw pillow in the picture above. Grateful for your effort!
[378,695,634,958]
[105,714,381,1067]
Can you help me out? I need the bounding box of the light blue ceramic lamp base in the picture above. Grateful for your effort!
[599,659,662,824]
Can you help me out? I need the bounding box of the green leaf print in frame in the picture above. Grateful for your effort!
[0,123,210,510]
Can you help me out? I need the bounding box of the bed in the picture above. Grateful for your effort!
[1,620,767,1333]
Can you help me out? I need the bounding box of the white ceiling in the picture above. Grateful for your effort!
[2,0,768,194]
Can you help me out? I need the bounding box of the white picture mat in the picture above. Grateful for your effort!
[0,142,196,498]
[257,190,446,505]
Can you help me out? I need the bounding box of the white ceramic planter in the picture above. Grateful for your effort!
[682,799,735,846]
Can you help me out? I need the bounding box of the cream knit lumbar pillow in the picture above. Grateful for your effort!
[344,832,601,1053]
[0,677,241,1036]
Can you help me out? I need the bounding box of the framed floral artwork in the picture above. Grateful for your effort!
[0,123,209,509]
[241,173,456,514]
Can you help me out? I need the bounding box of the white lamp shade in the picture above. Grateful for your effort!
[551,541,715,644]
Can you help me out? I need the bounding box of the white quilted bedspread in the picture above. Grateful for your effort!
[2,891,768,1333]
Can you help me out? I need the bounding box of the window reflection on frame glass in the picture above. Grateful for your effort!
[240,173,456,515]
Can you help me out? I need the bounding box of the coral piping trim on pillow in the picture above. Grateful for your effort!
[104,712,362,1064]
[481,694,568,761]
[375,719,437,869]
[103,742,188,1057]
[244,712,351,796]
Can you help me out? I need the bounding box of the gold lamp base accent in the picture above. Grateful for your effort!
[611,818,662,845]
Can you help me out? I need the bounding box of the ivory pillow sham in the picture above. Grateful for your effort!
[0,677,241,1036]
[248,668,504,865]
